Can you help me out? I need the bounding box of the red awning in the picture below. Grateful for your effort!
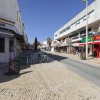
[79,41,100,46]
[79,42,92,46]
[92,41,100,44]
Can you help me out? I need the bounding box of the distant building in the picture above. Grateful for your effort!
[0,0,28,63]
[42,41,47,49]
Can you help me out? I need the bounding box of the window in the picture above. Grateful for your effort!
[77,20,80,24]
[0,38,5,52]
[71,23,75,28]
[83,15,86,21]
[64,27,68,31]
[88,28,91,32]
[88,10,94,18]
[80,18,83,23]
[60,27,69,34]
[71,33,79,39]
[55,34,57,37]
[67,26,70,30]
[60,31,63,34]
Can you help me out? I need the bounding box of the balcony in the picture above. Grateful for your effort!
[72,38,82,42]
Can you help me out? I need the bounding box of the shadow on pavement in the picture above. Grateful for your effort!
[30,51,67,65]
[0,70,32,83]
[0,51,67,83]
[0,52,36,83]
[43,52,67,61]
[0,51,40,83]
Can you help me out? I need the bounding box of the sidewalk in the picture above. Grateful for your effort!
[0,54,100,100]
[46,51,100,67]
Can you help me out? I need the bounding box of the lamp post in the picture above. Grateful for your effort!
[82,0,88,59]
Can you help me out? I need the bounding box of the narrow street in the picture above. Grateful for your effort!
[0,52,100,100]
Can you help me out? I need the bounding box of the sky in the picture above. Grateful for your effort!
[18,0,94,44]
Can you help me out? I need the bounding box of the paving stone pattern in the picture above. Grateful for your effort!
[0,56,100,100]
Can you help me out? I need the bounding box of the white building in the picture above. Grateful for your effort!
[42,41,47,48]
[0,0,28,63]
[54,0,100,55]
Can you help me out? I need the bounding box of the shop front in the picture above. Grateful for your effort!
[0,30,14,63]
[79,36,94,60]
[0,21,24,63]
[79,36,93,56]
[79,34,100,58]
[93,33,100,58]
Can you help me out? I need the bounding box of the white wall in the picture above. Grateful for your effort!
[0,0,25,36]
[95,0,100,20]
[0,0,16,22]
[0,0,27,63]
[0,53,5,63]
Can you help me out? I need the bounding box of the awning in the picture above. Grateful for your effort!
[93,35,100,41]
[92,40,100,44]
[79,41,100,46]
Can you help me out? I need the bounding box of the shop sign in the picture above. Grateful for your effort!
[94,35,100,41]
[0,22,5,27]
[81,37,93,43]
[0,22,18,33]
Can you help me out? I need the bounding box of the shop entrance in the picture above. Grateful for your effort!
[93,43,100,58]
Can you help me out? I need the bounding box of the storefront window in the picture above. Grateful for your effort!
[0,38,5,52]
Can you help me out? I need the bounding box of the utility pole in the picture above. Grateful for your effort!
[82,0,88,59]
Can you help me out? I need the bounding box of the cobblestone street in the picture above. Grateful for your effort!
[0,56,100,100]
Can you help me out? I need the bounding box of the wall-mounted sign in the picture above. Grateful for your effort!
[0,22,18,34]
[0,22,5,27]
[81,37,93,43]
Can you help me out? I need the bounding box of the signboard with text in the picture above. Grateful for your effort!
[81,37,93,43]
[94,35,100,41]
[0,22,18,33]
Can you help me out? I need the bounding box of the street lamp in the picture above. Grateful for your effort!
[82,0,88,59]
